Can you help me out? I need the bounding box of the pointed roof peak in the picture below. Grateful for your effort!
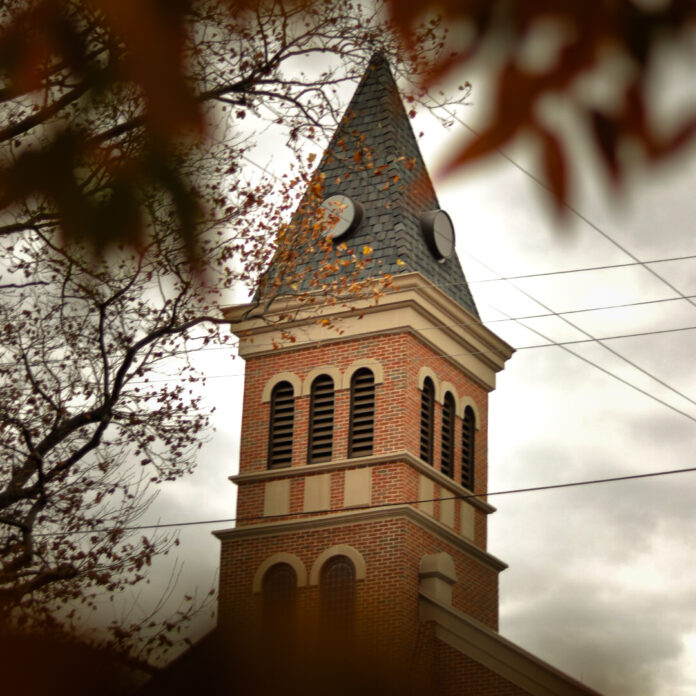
[283,56,478,316]
[368,50,389,65]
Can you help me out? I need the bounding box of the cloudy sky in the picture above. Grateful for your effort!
[440,139,696,696]
[426,46,696,694]
[133,50,696,696]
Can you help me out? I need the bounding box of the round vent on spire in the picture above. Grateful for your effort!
[318,194,364,241]
[420,209,455,261]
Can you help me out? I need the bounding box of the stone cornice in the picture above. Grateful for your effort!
[222,272,514,391]
[213,503,508,572]
[229,450,496,514]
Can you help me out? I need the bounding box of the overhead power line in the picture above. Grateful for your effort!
[419,108,696,413]
[6,142,696,428]
[464,249,696,411]
[468,253,696,284]
[32,464,696,536]
[443,108,696,314]
[483,294,696,320]
[187,290,696,356]
[5,289,696,371]
[8,320,696,399]
[491,304,696,424]
[239,151,696,294]
[34,320,696,391]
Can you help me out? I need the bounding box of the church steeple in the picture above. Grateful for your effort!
[219,49,515,625]
[210,54,606,696]
[284,52,478,316]
[146,55,604,696]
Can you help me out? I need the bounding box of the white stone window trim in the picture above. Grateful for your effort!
[261,372,302,403]
[252,552,308,592]
[341,359,384,390]
[458,396,481,430]
[309,544,366,585]
[417,367,481,432]
[439,381,459,410]
[263,362,385,401]
[417,366,441,403]
[302,366,342,396]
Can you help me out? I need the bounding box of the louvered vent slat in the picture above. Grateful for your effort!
[268,381,295,468]
[441,393,455,478]
[352,425,373,435]
[308,375,335,463]
[461,406,475,490]
[348,368,375,458]
[420,378,434,464]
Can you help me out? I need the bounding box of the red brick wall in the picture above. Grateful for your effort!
[239,332,489,485]
[434,638,532,696]
[222,327,502,683]
[219,515,499,640]
[237,332,490,531]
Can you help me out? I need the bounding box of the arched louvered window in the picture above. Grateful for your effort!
[268,381,294,469]
[320,555,355,636]
[308,375,335,463]
[461,406,476,490]
[348,368,375,458]
[420,377,435,464]
[262,562,297,629]
[441,392,455,478]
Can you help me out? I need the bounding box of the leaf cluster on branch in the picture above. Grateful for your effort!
[391,0,696,206]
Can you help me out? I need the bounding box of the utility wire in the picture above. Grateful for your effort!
[7,319,696,394]
[187,292,696,353]
[8,321,696,389]
[4,289,696,370]
[420,109,696,410]
[442,108,696,313]
[467,253,696,284]
[483,294,696,321]
[209,222,696,413]
[32,464,696,536]
[238,149,696,295]
[491,303,696,424]
[6,146,696,424]
[464,249,696,409]
[238,90,696,304]
[131,321,696,381]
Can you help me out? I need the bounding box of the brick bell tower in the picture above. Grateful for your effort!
[213,55,601,696]
[218,48,511,675]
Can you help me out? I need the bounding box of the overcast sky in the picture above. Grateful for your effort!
[131,50,696,696]
[438,141,696,696]
[427,46,696,694]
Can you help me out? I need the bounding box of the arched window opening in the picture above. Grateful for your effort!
[262,562,297,629]
[268,381,294,469]
[308,375,335,463]
[420,377,435,464]
[461,406,476,490]
[348,368,375,458]
[320,555,356,636]
[441,392,455,478]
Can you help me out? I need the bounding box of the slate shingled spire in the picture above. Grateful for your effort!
[287,53,478,316]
